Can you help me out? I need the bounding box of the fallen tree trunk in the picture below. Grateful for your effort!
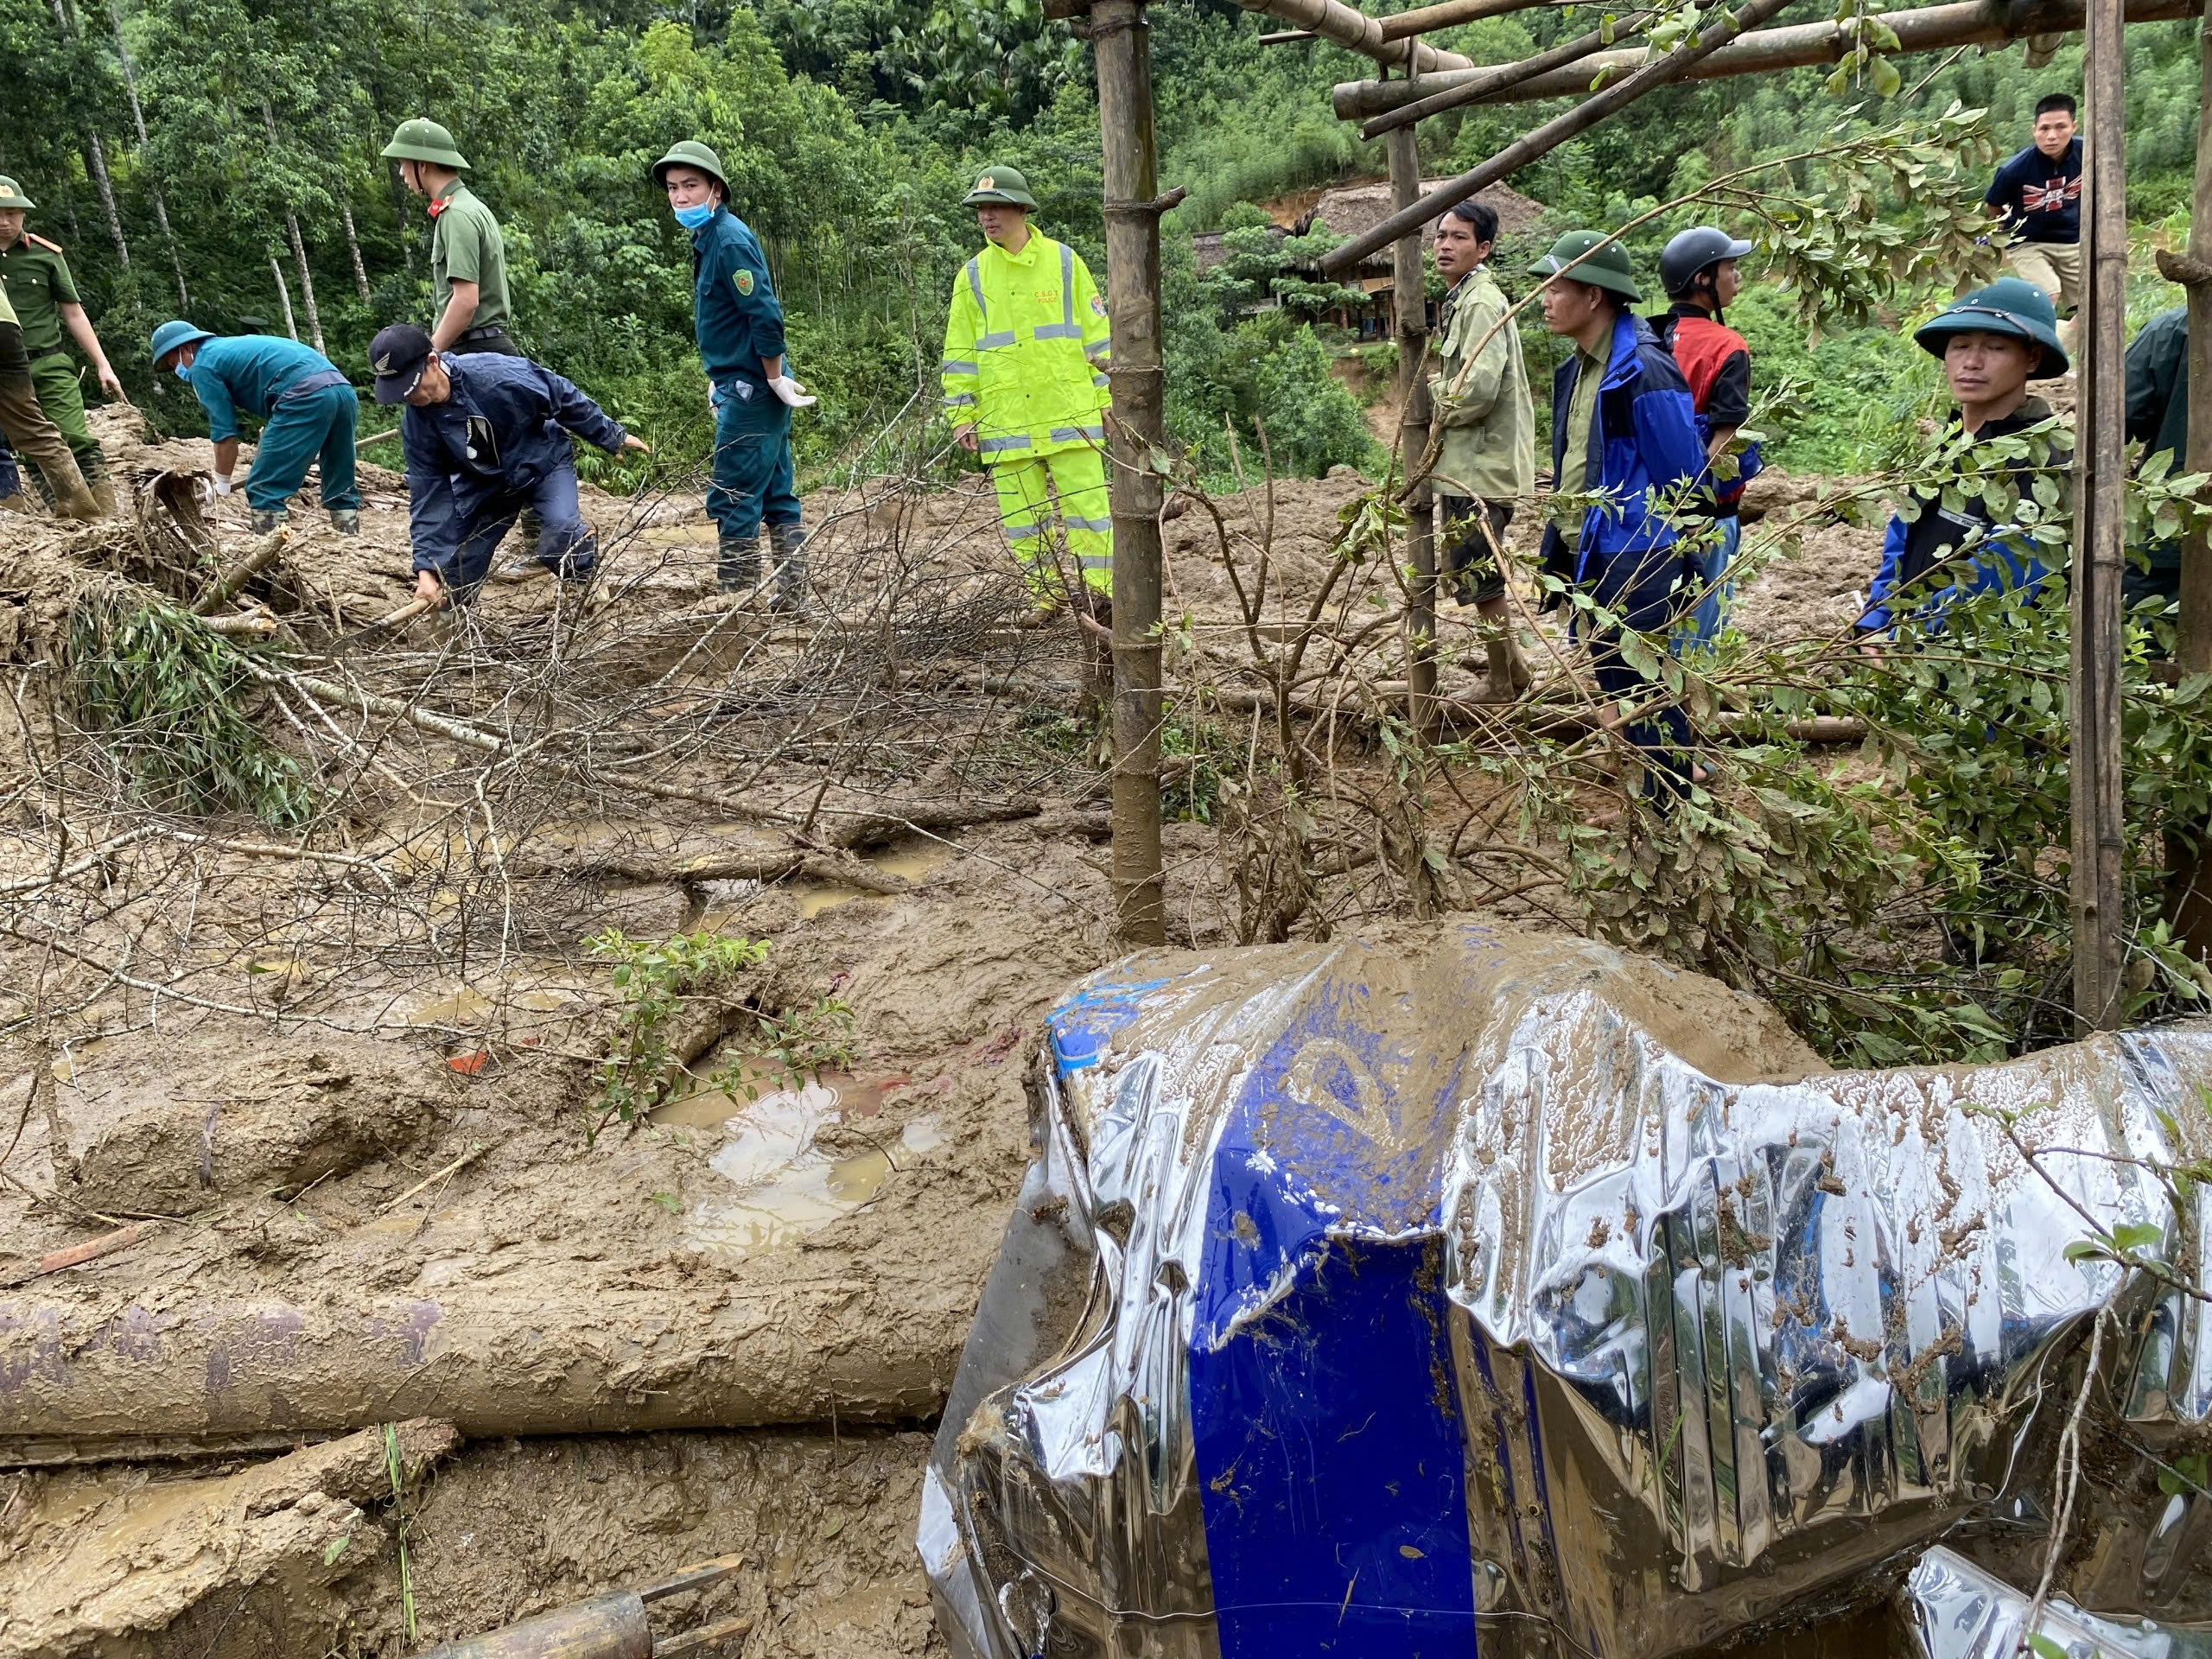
[0,1285,955,1453]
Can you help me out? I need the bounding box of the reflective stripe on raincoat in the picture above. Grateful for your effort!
[940,233,1111,461]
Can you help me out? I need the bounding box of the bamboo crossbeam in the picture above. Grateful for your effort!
[1334,0,2199,117]
[1378,0,1564,36]
[1361,14,1646,137]
[1233,0,1474,71]
[1319,0,1797,276]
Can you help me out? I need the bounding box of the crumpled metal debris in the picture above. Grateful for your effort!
[1901,1547,2212,1659]
[918,924,2212,1659]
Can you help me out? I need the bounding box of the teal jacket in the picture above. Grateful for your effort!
[187,335,350,442]
[690,205,785,386]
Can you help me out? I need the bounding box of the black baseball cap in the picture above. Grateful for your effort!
[369,322,437,404]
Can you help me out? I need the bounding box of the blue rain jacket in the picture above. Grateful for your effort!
[401,352,627,579]
[1537,311,1709,624]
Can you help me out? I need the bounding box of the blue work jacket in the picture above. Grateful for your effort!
[1538,311,1709,624]
[1858,397,2063,634]
[690,205,786,386]
[188,335,349,442]
[400,352,626,575]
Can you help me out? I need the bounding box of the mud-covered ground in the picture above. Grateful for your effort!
[0,411,1887,1657]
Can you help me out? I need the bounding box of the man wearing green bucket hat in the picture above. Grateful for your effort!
[0,174,124,515]
[1529,227,1711,804]
[654,138,812,607]
[381,120,518,359]
[150,320,361,535]
[941,163,1114,615]
[1858,276,2071,639]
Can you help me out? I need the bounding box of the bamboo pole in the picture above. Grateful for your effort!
[1093,0,1169,946]
[1319,0,1796,278]
[1333,0,2199,117]
[1362,16,1649,138]
[2158,14,2212,954]
[1378,0,1562,36]
[1388,128,1439,732]
[1230,0,1473,71]
[2072,0,2127,1030]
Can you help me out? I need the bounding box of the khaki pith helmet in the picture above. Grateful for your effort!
[0,177,35,212]
[1529,229,1643,302]
[652,140,728,193]
[963,165,1038,210]
[380,118,471,171]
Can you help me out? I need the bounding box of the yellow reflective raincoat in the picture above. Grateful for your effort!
[940,232,1111,459]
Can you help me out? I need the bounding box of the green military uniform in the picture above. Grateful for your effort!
[429,178,513,344]
[0,177,108,486]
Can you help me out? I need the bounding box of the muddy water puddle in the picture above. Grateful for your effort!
[678,1078,942,1263]
[700,838,959,928]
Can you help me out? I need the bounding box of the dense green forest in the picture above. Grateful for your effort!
[2,0,2202,482]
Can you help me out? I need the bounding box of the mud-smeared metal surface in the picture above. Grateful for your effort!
[919,921,2212,1659]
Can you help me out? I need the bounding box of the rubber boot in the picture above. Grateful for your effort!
[87,477,119,518]
[251,507,287,534]
[329,507,360,536]
[767,523,809,614]
[718,534,760,597]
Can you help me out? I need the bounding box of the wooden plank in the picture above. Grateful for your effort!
[2073,0,2129,1030]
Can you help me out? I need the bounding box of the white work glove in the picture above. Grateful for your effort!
[768,374,817,410]
[210,473,232,498]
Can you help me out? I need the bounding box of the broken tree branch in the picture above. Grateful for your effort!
[188,528,288,615]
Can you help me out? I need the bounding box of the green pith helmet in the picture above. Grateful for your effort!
[0,176,35,212]
[149,319,216,367]
[1913,276,2070,378]
[963,165,1038,210]
[651,140,728,193]
[1529,229,1642,302]
[380,118,471,172]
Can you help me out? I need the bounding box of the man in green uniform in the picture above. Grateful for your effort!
[379,120,518,359]
[0,175,124,513]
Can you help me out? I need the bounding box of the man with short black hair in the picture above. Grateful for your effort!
[1984,93,2082,322]
[370,321,649,607]
[1427,197,1535,697]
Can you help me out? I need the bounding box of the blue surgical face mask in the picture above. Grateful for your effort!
[673,201,715,231]
[174,361,193,381]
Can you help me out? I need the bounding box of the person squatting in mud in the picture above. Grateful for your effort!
[371,321,651,609]
[1855,278,2071,643]
[1531,230,1710,805]
[656,138,816,610]
[149,321,363,537]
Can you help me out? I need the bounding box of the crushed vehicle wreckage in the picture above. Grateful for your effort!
[919,923,2212,1657]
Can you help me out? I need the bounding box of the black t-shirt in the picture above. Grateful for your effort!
[1984,138,2082,245]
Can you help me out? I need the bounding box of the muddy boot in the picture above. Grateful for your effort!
[251,507,288,535]
[328,507,360,537]
[767,523,809,614]
[1477,632,1532,702]
[718,534,760,597]
[87,477,119,518]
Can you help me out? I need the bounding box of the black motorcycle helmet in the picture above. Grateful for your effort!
[1659,226,1753,303]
